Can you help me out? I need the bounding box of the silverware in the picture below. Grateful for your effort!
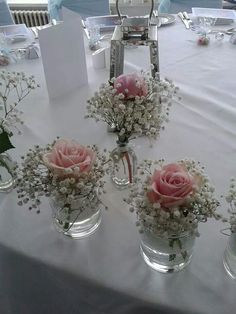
[183,11,192,28]
[51,19,57,26]
[178,12,190,29]
[153,9,162,27]
[153,10,158,17]
[81,20,90,40]
[30,27,38,39]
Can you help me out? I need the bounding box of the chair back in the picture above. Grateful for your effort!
[0,0,14,26]
[159,0,222,13]
[48,0,109,21]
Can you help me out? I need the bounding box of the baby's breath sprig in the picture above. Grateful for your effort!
[0,70,39,154]
[224,178,236,233]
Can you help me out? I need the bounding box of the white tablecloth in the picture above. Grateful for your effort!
[1,19,236,314]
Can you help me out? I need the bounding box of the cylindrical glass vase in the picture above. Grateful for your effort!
[223,233,236,280]
[51,192,102,239]
[140,229,196,273]
[0,153,15,193]
[110,140,137,189]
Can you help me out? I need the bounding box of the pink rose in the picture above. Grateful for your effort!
[43,139,96,178]
[147,163,196,208]
[114,73,148,99]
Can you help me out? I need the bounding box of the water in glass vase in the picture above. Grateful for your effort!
[140,230,196,273]
[110,140,137,189]
[223,233,236,280]
[51,192,102,239]
[0,153,15,193]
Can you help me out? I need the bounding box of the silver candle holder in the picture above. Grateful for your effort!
[110,0,159,79]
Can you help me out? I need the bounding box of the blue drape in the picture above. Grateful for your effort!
[159,0,222,13]
[48,0,109,21]
[0,0,14,26]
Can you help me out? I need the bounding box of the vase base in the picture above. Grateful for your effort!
[223,250,236,280]
[110,141,137,190]
[0,153,15,193]
[53,209,102,239]
[141,247,192,273]
[0,178,14,193]
[111,176,131,189]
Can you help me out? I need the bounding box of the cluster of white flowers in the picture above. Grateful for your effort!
[224,178,236,233]
[0,70,39,137]
[86,73,179,143]
[14,141,110,216]
[124,159,221,237]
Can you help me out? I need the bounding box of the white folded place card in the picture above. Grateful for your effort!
[38,14,88,100]
[105,46,110,70]
[92,48,105,69]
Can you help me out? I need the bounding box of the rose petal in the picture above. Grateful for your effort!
[42,139,96,178]
[148,163,197,208]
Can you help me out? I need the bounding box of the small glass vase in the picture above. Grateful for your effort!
[0,153,15,193]
[223,232,236,280]
[110,140,137,189]
[51,192,102,239]
[140,229,196,273]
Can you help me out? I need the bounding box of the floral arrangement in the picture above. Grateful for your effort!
[14,139,109,230]
[223,178,236,234]
[86,72,179,144]
[124,159,221,237]
[0,70,39,154]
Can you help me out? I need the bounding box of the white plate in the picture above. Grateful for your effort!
[159,13,176,26]
[151,14,176,27]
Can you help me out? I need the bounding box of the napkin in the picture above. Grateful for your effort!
[38,11,88,100]
[230,33,236,44]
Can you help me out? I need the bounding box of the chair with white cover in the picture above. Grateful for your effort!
[48,0,109,21]
[159,0,222,13]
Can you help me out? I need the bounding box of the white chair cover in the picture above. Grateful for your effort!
[159,0,222,13]
[48,0,109,21]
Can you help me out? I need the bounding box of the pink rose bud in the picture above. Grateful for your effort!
[147,163,197,208]
[43,139,96,178]
[114,73,148,99]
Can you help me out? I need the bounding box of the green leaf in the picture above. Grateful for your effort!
[176,238,183,250]
[169,239,175,248]
[181,251,188,261]
[63,222,70,230]
[0,131,15,154]
[169,254,176,261]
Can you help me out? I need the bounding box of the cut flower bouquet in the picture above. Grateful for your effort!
[125,159,221,272]
[0,70,39,154]
[0,70,39,192]
[86,72,179,144]
[86,72,179,188]
[224,178,236,234]
[14,139,110,238]
[222,178,236,279]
